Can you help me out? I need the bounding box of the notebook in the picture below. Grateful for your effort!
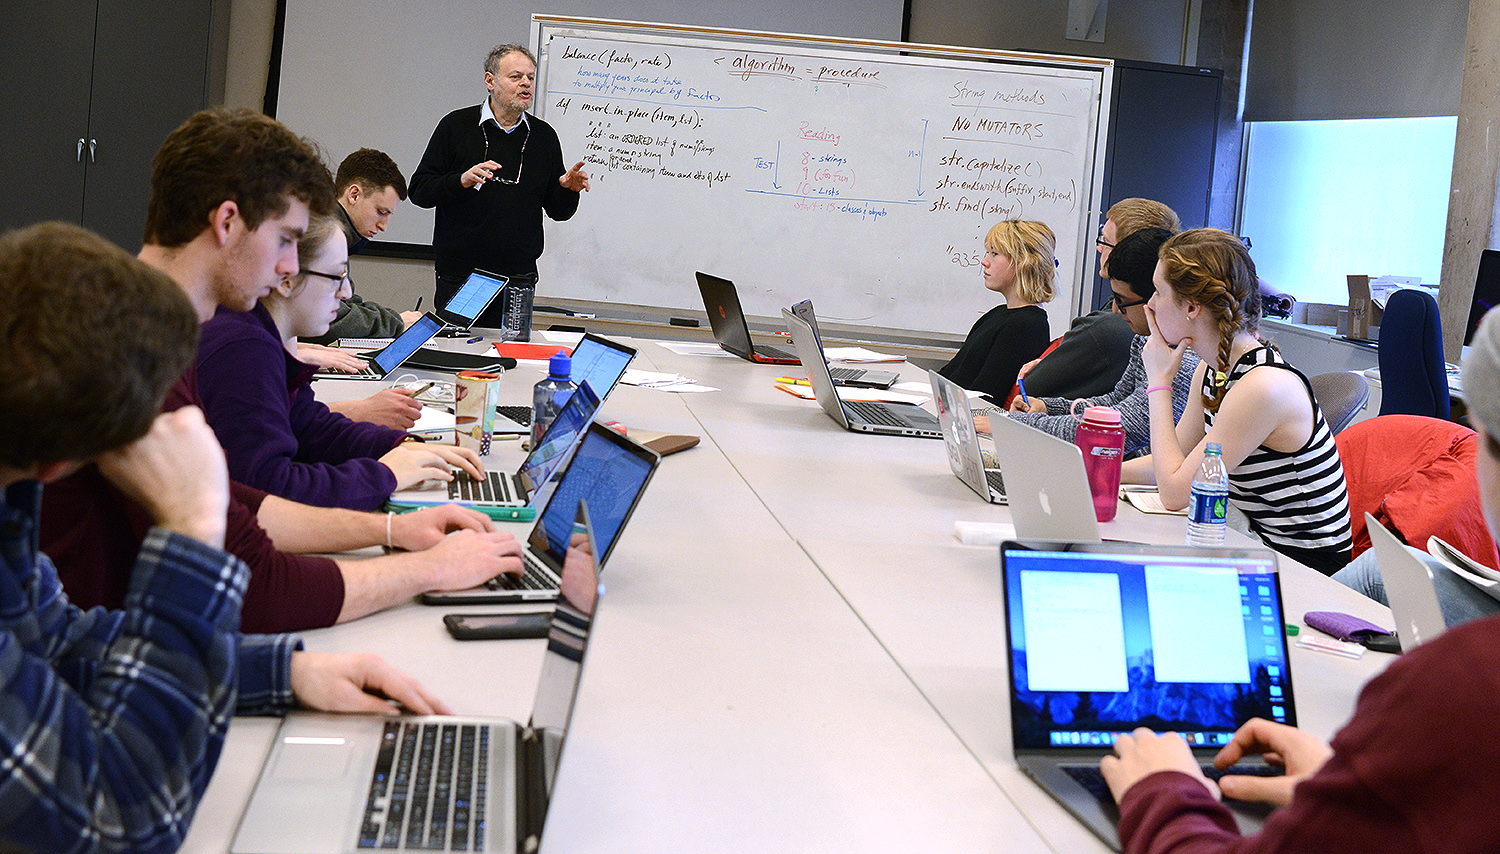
[435,268,508,329]
[230,501,603,854]
[314,312,446,380]
[781,307,942,439]
[1367,513,1448,650]
[387,382,601,521]
[419,422,660,605]
[929,369,1005,503]
[696,271,800,364]
[788,299,899,388]
[989,414,1101,541]
[1000,539,1292,850]
[493,333,638,430]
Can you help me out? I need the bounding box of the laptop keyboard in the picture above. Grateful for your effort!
[485,554,559,592]
[360,721,490,851]
[985,469,1006,495]
[496,405,532,425]
[449,471,517,503]
[845,400,910,428]
[1061,763,1282,803]
[828,366,866,382]
[759,344,798,361]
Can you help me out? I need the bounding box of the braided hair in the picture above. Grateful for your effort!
[1157,229,1267,413]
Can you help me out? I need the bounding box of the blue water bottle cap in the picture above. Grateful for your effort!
[548,351,571,379]
[1205,442,1222,455]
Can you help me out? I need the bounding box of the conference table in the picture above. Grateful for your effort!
[181,329,1398,853]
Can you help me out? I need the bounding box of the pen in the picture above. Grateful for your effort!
[413,297,423,311]
[466,335,484,344]
[1017,378,1030,407]
[775,376,811,386]
[409,381,435,397]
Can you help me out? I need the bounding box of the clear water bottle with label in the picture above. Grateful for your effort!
[531,352,578,446]
[1187,442,1230,546]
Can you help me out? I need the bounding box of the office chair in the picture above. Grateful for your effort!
[1377,288,1449,420]
[1308,371,1370,435]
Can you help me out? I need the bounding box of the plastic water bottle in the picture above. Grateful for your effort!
[531,352,578,446]
[1187,443,1230,546]
[1073,404,1125,523]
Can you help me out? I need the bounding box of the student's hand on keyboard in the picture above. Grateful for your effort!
[381,444,484,490]
[296,341,367,372]
[1101,727,1219,804]
[329,388,422,429]
[423,529,525,590]
[428,444,485,480]
[289,650,451,716]
[388,504,495,550]
[1211,718,1332,807]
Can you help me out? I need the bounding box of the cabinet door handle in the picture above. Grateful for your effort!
[77,138,86,161]
[88,139,97,163]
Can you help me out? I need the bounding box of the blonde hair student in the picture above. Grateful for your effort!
[936,219,1056,401]
[1122,228,1352,573]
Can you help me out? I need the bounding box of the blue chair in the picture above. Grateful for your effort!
[1377,288,1449,420]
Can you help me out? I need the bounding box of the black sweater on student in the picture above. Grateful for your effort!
[408,106,580,280]
[938,303,1051,401]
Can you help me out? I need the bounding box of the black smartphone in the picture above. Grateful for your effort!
[443,611,552,641]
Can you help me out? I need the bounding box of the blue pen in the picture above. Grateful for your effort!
[1017,378,1030,407]
[466,335,483,344]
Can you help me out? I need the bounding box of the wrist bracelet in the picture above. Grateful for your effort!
[1146,385,1171,395]
[386,511,395,549]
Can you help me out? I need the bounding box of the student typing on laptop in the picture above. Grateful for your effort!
[1098,307,1500,854]
[182,214,484,511]
[935,219,1055,402]
[40,109,524,634]
[0,222,451,854]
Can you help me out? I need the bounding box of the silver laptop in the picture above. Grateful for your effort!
[435,268,507,329]
[989,415,1100,540]
[419,422,660,605]
[1367,513,1448,650]
[788,299,899,389]
[388,382,602,522]
[1001,539,1292,850]
[929,369,1005,503]
[781,308,942,439]
[231,502,604,854]
[315,312,445,380]
[493,333,638,431]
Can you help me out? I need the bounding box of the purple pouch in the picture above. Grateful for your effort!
[1304,611,1393,642]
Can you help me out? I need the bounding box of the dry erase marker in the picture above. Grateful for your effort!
[1017,378,1030,407]
[467,335,484,344]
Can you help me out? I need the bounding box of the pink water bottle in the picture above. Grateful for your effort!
[1072,402,1125,522]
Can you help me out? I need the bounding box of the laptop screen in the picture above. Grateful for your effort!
[439,269,507,326]
[528,424,658,572]
[517,381,600,496]
[569,334,636,398]
[370,312,443,374]
[1001,542,1294,751]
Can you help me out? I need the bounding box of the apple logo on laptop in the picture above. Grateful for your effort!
[1038,490,1053,516]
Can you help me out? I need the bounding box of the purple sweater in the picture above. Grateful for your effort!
[176,305,404,510]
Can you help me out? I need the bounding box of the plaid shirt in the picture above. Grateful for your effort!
[0,481,300,853]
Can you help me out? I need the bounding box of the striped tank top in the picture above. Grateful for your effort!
[1202,346,1352,573]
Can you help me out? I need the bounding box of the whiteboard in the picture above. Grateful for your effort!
[534,18,1112,337]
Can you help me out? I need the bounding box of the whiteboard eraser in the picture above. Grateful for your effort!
[955,521,1013,546]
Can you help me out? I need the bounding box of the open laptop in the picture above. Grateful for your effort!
[788,299,899,388]
[493,333,638,430]
[1368,513,1448,650]
[435,268,508,330]
[988,414,1103,540]
[1000,539,1292,850]
[231,501,603,854]
[388,382,601,522]
[420,422,660,605]
[781,307,942,438]
[929,369,1005,503]
[316,312,446,380]
[697,271,800,364]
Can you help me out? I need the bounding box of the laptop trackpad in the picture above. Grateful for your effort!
[268,739,356,780]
